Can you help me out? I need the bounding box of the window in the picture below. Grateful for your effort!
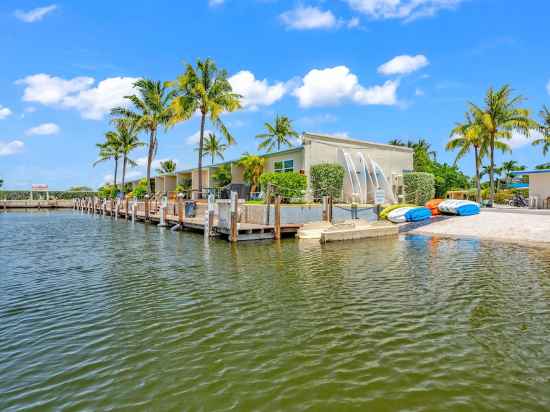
[274,159,294,173]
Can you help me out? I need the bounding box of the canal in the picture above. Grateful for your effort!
[1,211,550,411]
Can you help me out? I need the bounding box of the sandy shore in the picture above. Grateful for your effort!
[409,211,550,246]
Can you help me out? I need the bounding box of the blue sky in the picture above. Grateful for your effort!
[1,0,549,189]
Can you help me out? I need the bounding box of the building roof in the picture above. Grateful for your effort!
[510,169,550,175]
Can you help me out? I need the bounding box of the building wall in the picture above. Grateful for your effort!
[529,173,550,208]
[231,164,245,184]
[192,169,210,191]
[264,150,305,174]
[164,176,177,192]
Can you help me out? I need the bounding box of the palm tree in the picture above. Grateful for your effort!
[169,58,241,194]
[532,105,550,155]
[388,138,405,146]
[111,79,175,196]
[256,115,299,153]
[238,154,265,193]
[409,139,436,160]
[469,85,535,206]
[156,160,177,174]
[200,133,227,164]
[93,131,123,189]
[447,112,487,203]
[112,118,144,194]
[500,160,525,184]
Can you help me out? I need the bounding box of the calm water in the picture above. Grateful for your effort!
[2,211,550,411]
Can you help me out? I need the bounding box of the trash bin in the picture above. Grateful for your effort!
[185,201,197,218]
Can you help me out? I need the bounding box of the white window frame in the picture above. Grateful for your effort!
[274,159,294,173]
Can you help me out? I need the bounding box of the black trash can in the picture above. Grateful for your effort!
[185,201,197,218]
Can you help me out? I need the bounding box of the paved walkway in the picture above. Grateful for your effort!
[409,211,550,245]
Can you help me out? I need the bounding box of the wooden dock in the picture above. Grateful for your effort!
[74,197,301,242]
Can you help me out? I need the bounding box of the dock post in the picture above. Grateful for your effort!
[351,202,358,220]
[322,196,328,222]
[206,193,215,237]
[230,191,238,242]
[177,194,184,225]
[131,202,137,223]
[328,195,333,223]
[144,195,150,222]
[274,195,281,240]
[115,200,120,219]
[102,200,106,216]
[109,199,114,218]
[124,198,129,220]
[265,183,272,225]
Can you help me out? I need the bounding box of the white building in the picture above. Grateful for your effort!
[511,169,550,208]
[127,132,414,203]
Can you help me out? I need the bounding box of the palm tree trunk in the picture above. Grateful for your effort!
[146,129,155,197]
[113,158,118,192]
[474,146,481,203]
[198,112,206,197]
[121,156,127,195]
[488,135,495,207]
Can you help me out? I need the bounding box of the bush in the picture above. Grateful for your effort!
[97,184,119,199]
[404,172,435,205]
[0,190,96,200]
[310,163,345,200]
[260,172,307,202]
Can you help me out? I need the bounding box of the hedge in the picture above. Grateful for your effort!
[310,163,345,200]
[0,190,96,200]
[260,172,307,202]
[404,172,435,205]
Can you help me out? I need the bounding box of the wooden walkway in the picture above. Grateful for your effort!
[78,201,301,242]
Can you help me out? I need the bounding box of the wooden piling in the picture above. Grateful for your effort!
[274,195,281,240]
[177,194,184,224]
[124,198,129,220]
[144,196,150,222]
[206,194,215,237]
[265,183,272,225]
[229,191,238,242]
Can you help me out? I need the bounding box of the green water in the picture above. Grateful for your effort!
[1,211,550,411]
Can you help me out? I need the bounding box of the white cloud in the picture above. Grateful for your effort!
[26,123,60,136]
[186,130,213,145]
[346,0,464,21]
[415,87,425,96]
[508,130,542,149]
[62,77,138,120]
[347,17,361,28]
[0,105,12,119]
[293,66,399,107]
[16,74,93,105]
[229,71,286,109]
[25,107,37,113]
[0,140,24,156]
[209,0,224,6]
[378,54,429,75]
[15,4,57,23]
[280,6,338,30]
[16,74,138,120]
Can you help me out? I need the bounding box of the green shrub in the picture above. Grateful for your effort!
[97,184,119,199]
[310,163,345,200]
[404,172,435,205]
[212,164,232,187]
[260,172,307,202]
[0,190,96,200]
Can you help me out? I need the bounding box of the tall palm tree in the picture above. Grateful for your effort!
[112,118,144,194]
[408,139,437,160]
[256,115,299,153]
[532,105,550,155]
[111,79,175,196]
[447,112,487,203]
[200,133,227,164]
[388,138,405,146]
[93,131,123,189]
[169,58,241,194]
[156,160,177,174]
[469,85,535,206]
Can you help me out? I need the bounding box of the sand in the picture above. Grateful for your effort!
[409,211,550,246]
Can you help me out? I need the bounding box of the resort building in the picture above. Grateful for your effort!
[511,169,550,208]
[128,132,414,203]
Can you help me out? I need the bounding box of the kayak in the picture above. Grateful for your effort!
[425,199,444,216]
[387,207,432,223]
[438,199,480,216]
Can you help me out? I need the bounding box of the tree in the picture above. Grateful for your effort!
[388,138,405,146]
[256,115,299,153]
[93,131,123,189]
[211,164,232,186]
[500,160,525,184]
[532,105,550,155]
[113,118,144,194]
[469,85,535,206]
[69,186,93,192]
[238,154,265,193]
[170,58,241,195]
[447,112,487,203]
[536,162,550,170]
[112,79,175,196]
[0,178,3,188]
[156,160,177,174]
[200,133,227,164]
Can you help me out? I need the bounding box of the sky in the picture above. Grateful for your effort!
[0,0,549,190]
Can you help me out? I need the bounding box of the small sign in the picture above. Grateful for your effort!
[375,189,385,205]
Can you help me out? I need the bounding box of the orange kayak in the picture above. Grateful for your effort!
[425,199,444,216]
